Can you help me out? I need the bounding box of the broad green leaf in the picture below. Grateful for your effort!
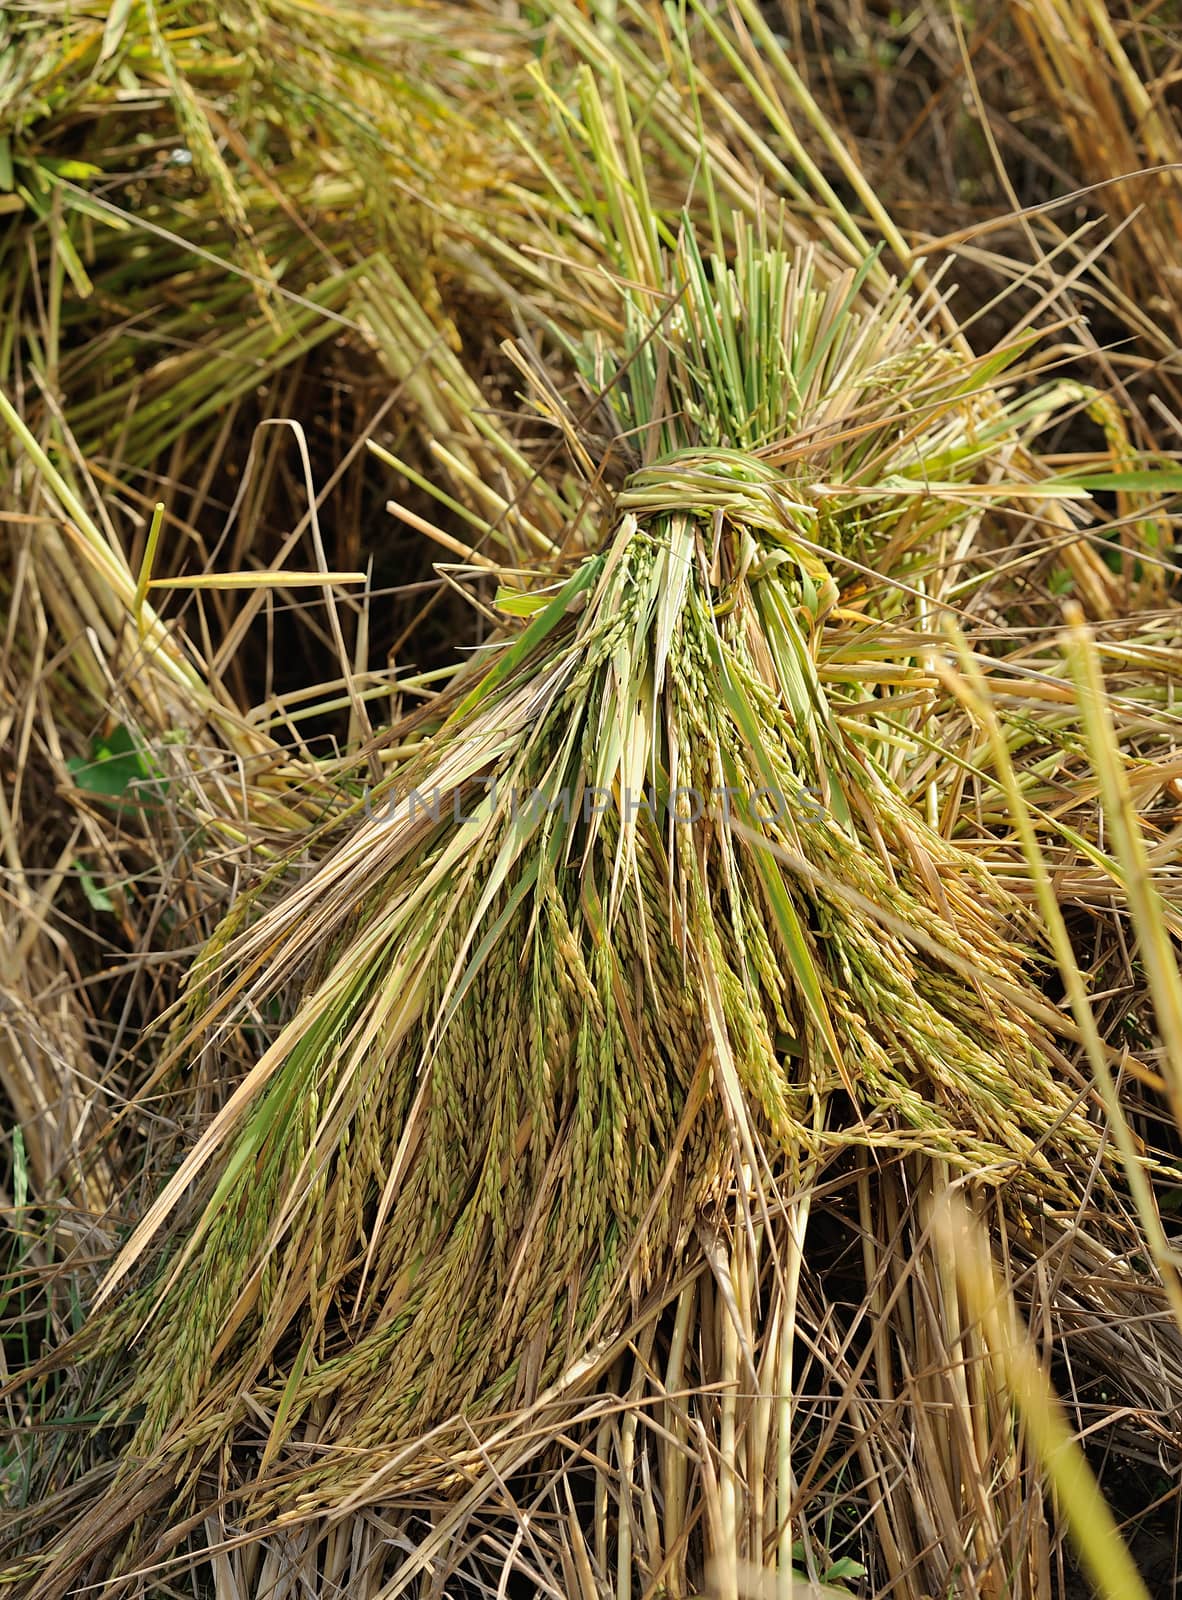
[824,1556,869,1581]
[68,724,155,802]
[77,863,116,912]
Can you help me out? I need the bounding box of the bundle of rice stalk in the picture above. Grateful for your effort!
[10,69,1137,1586]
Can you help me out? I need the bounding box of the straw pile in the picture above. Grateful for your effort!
[4,3,1182,1598]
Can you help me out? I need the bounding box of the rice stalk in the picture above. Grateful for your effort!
[1005,0,1182,375]
[936,1190,1152,1600]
